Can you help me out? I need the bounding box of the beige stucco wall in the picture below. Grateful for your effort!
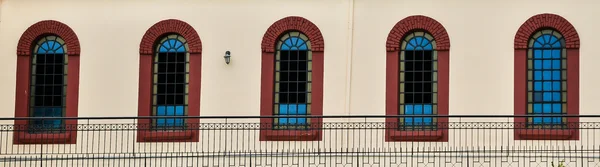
[0,0,598,118]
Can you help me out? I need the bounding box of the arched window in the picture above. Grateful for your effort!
[137,19,201,142]
[152,34,189,129]
[527,29,566,126]
[274,32,311,128]
[385,15,449,142]
[14,20,81,144]
[260,16,324,141]
[29,36,68,132]
[514,13,579,140]
[399,32,437,129]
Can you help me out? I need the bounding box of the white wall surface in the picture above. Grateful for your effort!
[0,0,598,118]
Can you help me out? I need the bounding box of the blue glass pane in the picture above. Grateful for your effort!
[536,36,546,47]
[543,82,552,91]
[277,104,308,125]
[553,104,562,113]
[533,104,542,113]
[423,105,432,115]
[543,117,552,123]
[552,117,562,123]
[533,42,542,48]
[542,60,551,69]
[552,81,561,91]
[553,92,561,101]
[534,60,542,69]
[159,39,186,53]
[157,106,166,116]
[404,104,433,125]
[533,117,542,124]
[552,50,561,58]
[534,34,562,49]
[413,105,422,114]
[156,105,185,126]
[414,117,423,125]
[405,105,414,115]
[280,37,308,51]
[542,71,551,80]
[297,104,307,115]
[298,44,308,50]
[37,40,65,54]
[409,38,418,47]
[542,50,552,58]
[534,50,542,58]
[406,37,432,51]
[533,92,543,102]
[543,104,552,113]
[548,35,557,44]
[552,71,560,80]
[543,35,550,44]
[423,44,433,50]
[534,82,542,91]
[406,44,414,50]
[280,104,289,115]
[552,60,560,69]
[543,92,552,102]
[405,118,413,126]
[552,41,562,48]
[534,71,542,80]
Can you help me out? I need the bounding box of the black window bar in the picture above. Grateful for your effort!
[152,34,190,130]
[526,29,568,129]
[29,35,68,133]
[273,31,312,130]
[399,31,438,131]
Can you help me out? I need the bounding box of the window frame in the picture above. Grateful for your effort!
[137,19,202,142]
[385,16,450,142]
[260,16,324,141]
[514,13,580,140]
[14,20,81,144]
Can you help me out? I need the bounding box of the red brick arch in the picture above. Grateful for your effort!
[514,13,580,49]
[139,19,202,54]
[260,16,324,141]
[137,19,202,142]
[386,15,450,51]
[260,16,324,52]
[17,20,81,56]
[14,20,81,144]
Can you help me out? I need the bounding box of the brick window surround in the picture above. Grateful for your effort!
[14,20,81,144]
[137,19,202,142]
[385,15,450,142]
[260,16,324,141]
[514,13,580,140]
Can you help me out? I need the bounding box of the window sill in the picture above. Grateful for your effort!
[14,131,75,144]
[260,129,321,141]
[386,129,444,142]
[137,130,197,142]
[516,129,575,140]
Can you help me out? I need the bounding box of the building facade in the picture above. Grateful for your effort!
[0,0,599,166]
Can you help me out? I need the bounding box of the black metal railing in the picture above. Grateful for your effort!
[1,115,600,167]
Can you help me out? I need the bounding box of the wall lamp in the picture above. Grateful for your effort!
[224,51,231,64]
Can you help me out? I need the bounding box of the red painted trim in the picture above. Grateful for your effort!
[385,16,449,142]
[14,20,80,145]
[259,16,324,141]
[137,19,202,142]
[514,14,579,140]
